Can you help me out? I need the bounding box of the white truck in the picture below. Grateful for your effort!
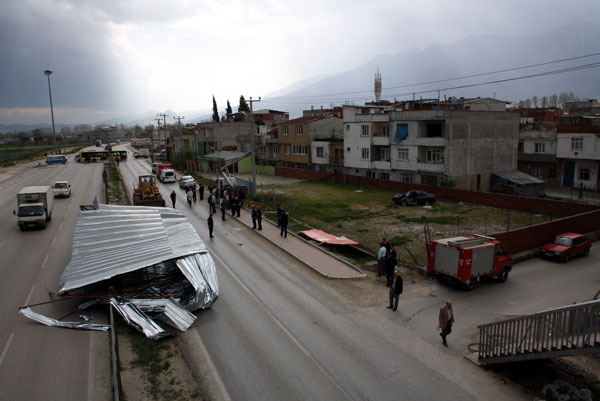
[14,186,54,230]
[134,148,151,158]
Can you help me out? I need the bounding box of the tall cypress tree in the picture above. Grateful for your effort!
[238,95,249,113]
[212,96,219,122]
[226,100,233,121]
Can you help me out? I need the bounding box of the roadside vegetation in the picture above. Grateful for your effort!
[0,144,87,167]
[246,180,552,267]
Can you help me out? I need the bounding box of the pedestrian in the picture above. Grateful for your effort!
[280,209,288,237]
[235,196,241,217]
[209,193,216,214]
[256,206,262,230]
[377,243,387,277]
[207,214,214,238]
[385,245,397,287]
[578,183,584,200]
[231,196,238,216]
[199,183,204,201]
[438,300,455,347]
[382,237,391,254]
[220,198,227,221]
[187,189,193,207]
[387,270,403,311]
[192,184,197,202]
[276,205,283,227]
[251,205,257,229]
[170,190,176,208]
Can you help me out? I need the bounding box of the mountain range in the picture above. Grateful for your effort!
[2,23,599,133]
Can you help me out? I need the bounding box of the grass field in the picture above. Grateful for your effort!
[248,181,551,267]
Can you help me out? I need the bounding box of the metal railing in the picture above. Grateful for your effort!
[478,300,600,365]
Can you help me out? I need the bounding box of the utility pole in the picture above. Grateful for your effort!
[157,113,168,160]
[44,70,57,154]
[173,116,184,155]
[247,96,261,197]
[154,118,162,162]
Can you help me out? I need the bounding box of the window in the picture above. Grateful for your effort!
[382,125,390,137]
[400,172,414,183]
[426,149,441,162]
[295,125,303,135]
[579,168,590,181]
[281,125,288,136]
[361,148,370,160]
[273,145,279,156]
[534,142,545,153]
[366,171,376,178]
[361,125,370,137]
[426,123,443,137]
[398,147,409,161]
[531,167,541,177]
[285,144,291,155]
[571,137,583,150]
[346,124,350,131]
[518,141,524,152]
[293,145,308,155]
[380,172,390,180]
[380,147,390,161]
[316,147,324,158]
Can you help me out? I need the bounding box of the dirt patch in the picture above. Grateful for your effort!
[118,323,204,401]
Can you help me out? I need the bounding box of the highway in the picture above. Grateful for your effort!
[2,146,596,400]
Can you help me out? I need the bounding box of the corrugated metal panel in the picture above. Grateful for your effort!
[59,205,208,293]
[493,170,544,185]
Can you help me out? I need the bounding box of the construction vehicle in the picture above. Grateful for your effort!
[427,234,512,290]
[132,175,166,207]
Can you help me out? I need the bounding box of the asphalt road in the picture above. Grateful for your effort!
[118,153,527,401]
[0,154,110,401]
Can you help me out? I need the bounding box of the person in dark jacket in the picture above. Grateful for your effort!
[207,214,214,238]
[231,196,238,216]
[280,210,288,237]
[387,270,403,311]
[438,300,455,347]
[251,205,257,229]
[385,245,397,287]
[220,198,227,221]
[276,205,283,227]
[199,183,204,201]
[256,206,262,230]
[170,190,176,208]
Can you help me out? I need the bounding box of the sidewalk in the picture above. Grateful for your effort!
[223,201,365,279]
[544,187,600,206]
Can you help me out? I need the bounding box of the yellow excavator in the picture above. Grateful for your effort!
[133,175,166,207]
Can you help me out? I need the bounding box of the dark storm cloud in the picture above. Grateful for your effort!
[0,1,127,110]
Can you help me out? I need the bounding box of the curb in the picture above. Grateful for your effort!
[230,208,365,280]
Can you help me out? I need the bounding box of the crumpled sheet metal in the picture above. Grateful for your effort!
[59,204,208,293]
[177,253,219,311]
[131,298,197,332]
[110,298,170,340]
[19,307,110,332]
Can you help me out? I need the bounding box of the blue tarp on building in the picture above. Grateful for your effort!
[394,124,408,142]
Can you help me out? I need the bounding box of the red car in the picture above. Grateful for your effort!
[540,233,591,262]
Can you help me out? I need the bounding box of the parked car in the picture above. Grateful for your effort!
[178,176,196,189]
[393,190,436,206]
[540,233,591,262]
[53,181,72,198]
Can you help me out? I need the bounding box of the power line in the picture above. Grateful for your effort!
[262,60,600,105]
[265,52,600,102]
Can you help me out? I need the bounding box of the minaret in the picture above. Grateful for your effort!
[374,67,382,102]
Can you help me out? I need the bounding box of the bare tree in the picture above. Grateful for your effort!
[549,94,558,107]
[518,100,526,108]
[525,98,532,108]
[541,96,548,108]
[532,96,538,108]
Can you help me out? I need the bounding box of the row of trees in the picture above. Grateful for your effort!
[514,92,582,109]
[212,95,250,122]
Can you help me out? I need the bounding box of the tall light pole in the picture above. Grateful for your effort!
[247,96,261,197]
[44,70,57,153]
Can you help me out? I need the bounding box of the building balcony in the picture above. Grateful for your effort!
[329,157,344,165]
[372,136,389,146]
[415,137,446,147]
[416,162,446,173]
[372,160,391,170]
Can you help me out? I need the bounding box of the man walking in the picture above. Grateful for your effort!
[170,190,176,208]
[377,243,387,277]
[207,214,214,238]
[387,270,403,311]
[199,183,204,201]
[276,205,283,227]
[187,189,193,207]
[220,198,227,221]
[438,300,455,347]
[208,193,216,214]
[385,245,397,287]
[280,210,288,237]
[192,184,197,202]
[256,206,262,230]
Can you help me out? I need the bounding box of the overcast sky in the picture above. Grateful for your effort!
[1,0,599,125]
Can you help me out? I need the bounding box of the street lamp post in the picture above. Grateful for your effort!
[248,96,261,197]
[44,70,57,153]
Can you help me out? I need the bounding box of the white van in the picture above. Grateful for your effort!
[159,168,176,183]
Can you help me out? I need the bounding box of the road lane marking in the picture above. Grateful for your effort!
[25,284,36,306]
[0,332,15,369]
[64,210,68,219]
[41,254,49,270]
[59,222,63,232]
[210,251,360,401]
[0,239,5,249]
[51,235,57,247]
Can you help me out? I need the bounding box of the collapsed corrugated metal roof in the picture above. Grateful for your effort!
[22,204,219,339]
[493,170,544,185]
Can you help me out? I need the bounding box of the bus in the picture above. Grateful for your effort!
[78,150,128,163]
[45,154,68,165]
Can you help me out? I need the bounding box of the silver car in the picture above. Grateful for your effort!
[53,181,72,198]
[178,176,196,189]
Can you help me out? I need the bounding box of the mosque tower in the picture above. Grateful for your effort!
[374,66,382,102]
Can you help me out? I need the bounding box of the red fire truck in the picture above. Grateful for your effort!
[427,234,513,290]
